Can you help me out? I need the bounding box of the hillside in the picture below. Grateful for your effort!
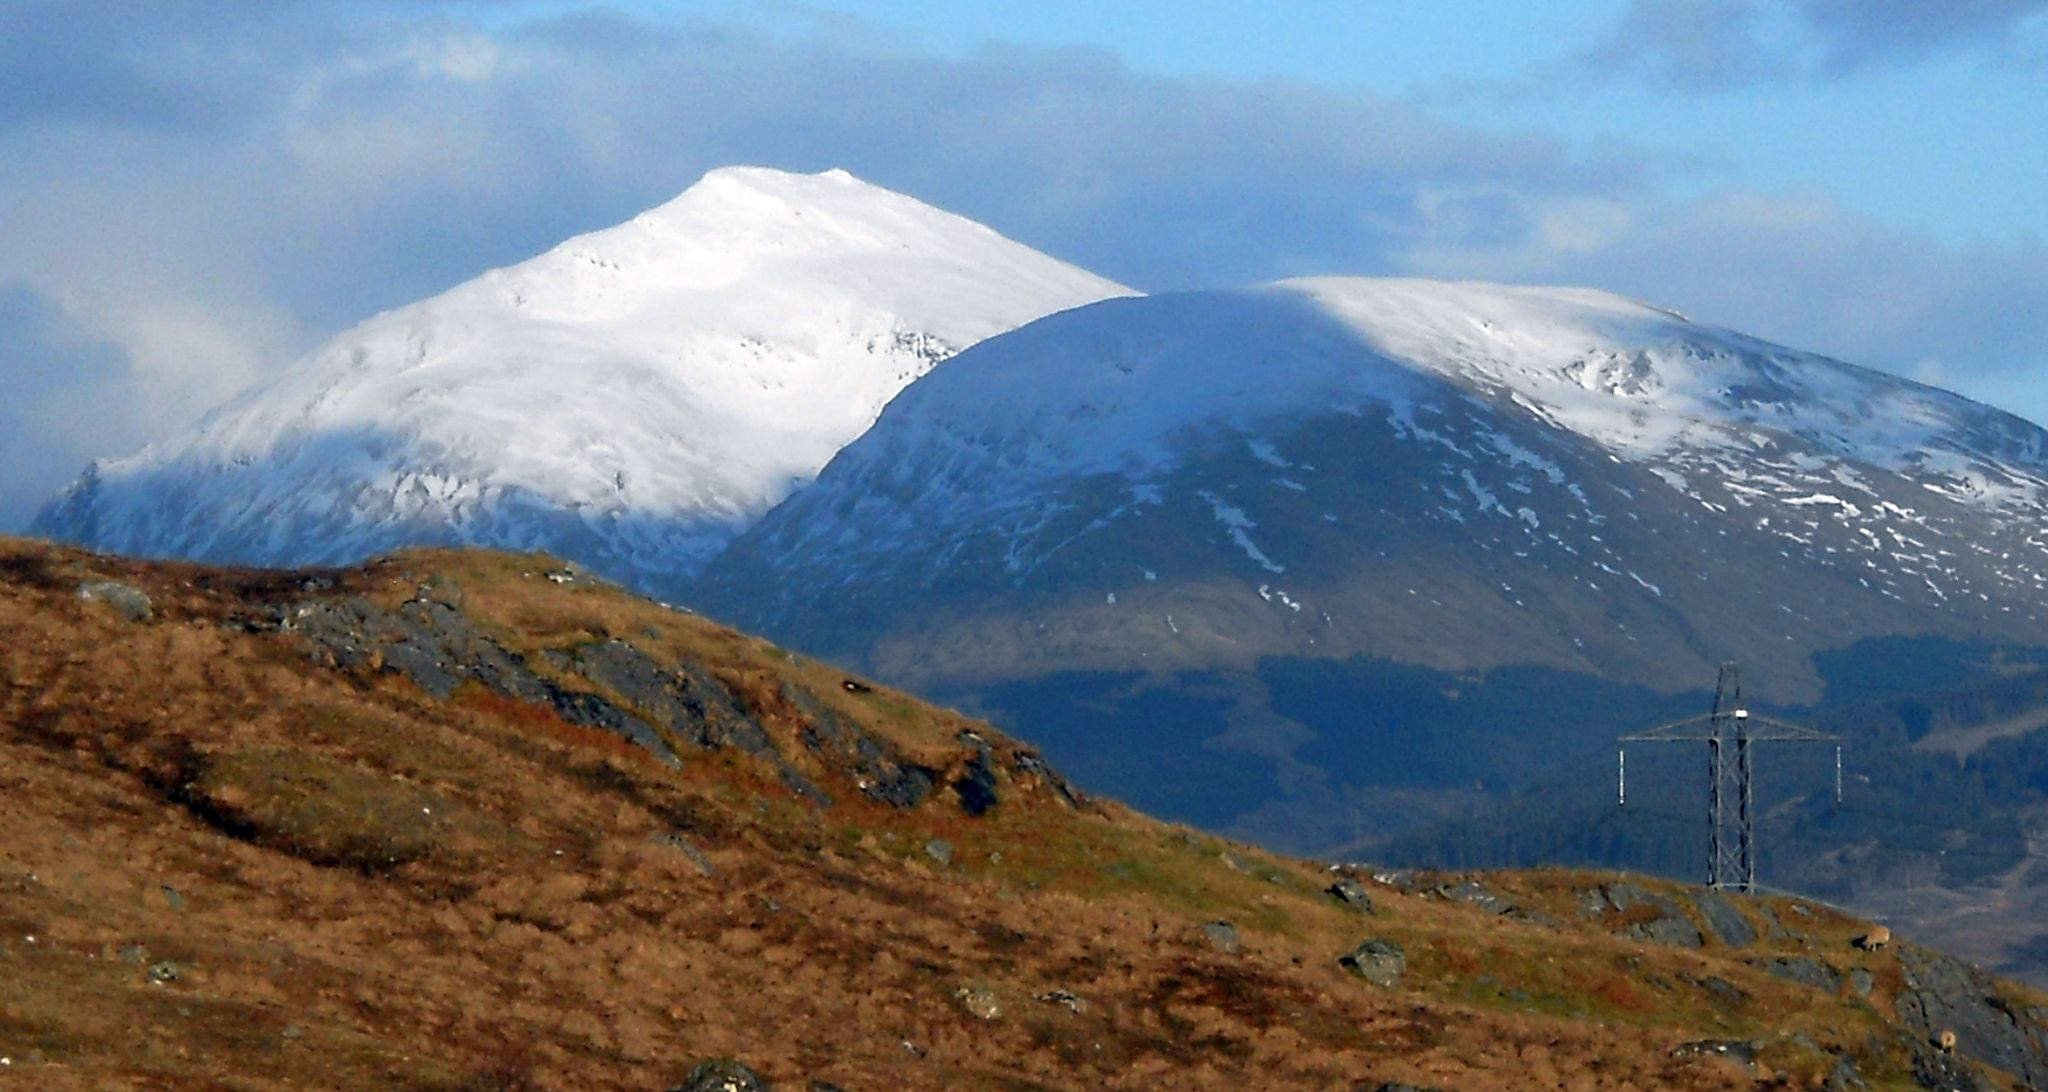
[4,538,2046,1089]
[699,278,2048,704]
[31,167,1129,586]
[690,277,2048,985]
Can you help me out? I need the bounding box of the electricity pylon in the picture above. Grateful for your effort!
[1618,662,1842,893]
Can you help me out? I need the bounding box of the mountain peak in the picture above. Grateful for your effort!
[32,167,1132,584]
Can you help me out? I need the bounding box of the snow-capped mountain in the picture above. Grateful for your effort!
[32,167,1130,584]
[697,276,2048,706]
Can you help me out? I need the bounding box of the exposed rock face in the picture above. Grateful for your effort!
[784,684,936,809]
[1895,949,2048,1089]
[1768,957,1843,994]
[1594,882,1704,949]
[283,594,683,767]
[265,576,1079,823]
[1691,891,1757,948]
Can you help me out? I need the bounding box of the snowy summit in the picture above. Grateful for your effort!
[33,166,1131,585]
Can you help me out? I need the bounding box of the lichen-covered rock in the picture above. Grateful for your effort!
[1202,921,1241,954]
[955,984,1001,1020]
[1327,879,1374,912]
[78,580,152,622]
[1440,880,1511,915]
[1340,938,1406,988]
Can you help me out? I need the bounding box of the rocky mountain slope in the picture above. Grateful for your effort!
[5,537,2048,1089]
[699,278,2048,704]
[31,167,1128,586]
[690,278,2048,988]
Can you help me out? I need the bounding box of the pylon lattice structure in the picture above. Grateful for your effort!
[1618,663,1842,893]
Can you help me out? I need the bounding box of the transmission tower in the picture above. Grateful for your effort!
[1617,662,1842,893]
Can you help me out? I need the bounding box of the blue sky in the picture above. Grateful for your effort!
[2,0,2046,527]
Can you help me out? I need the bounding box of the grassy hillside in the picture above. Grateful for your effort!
[1,537,2043,1090]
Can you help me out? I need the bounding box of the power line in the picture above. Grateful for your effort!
[1617,662,1841,893]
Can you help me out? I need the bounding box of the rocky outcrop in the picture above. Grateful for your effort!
[282,594,682,766]
[1895,948,2048,1089]
[1690,891,1757,947]
[1592,881,1704,948]
[259,576,1084,827]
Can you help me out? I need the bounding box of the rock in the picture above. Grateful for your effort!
[1698,975,1747,1008]
[951,752,1000,817]
[1600,881,1650,910]
[1038,989,1087,1013]
[671,1059,770,1092]
[1340,939,1406,988]
[1895,949,2048,1089]
[1849,968,1875,998]
[1627,914,1704,949]
[1201,921,1241,954]
[1326,879,1374,912]
[116,944,148,964]
[287,598,687,768]
[1506,907,1566,930]
[650,832,715,877]
[78,580,152,622]
[1910,1048,1983,1091]
[1440,880,1511,915]
[786,685,936,809]
[1671,1039,1759,1064]
[1825,1052,1866,1091]
[146,961,181,985]
[415,574,463,608]
[1010,752,1083,808]
[1691,891,1757,947]
[924,839,954,867]
[1370,869,1416,891]
[955,984,1001,1020]
[1602,883,1703,949]
[1767,957,1843,993]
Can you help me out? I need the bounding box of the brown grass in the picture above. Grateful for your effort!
[1,536,2042,1090]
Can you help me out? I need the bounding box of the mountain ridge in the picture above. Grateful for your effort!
[31,166,1131,585]
[696,275,2048,704]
